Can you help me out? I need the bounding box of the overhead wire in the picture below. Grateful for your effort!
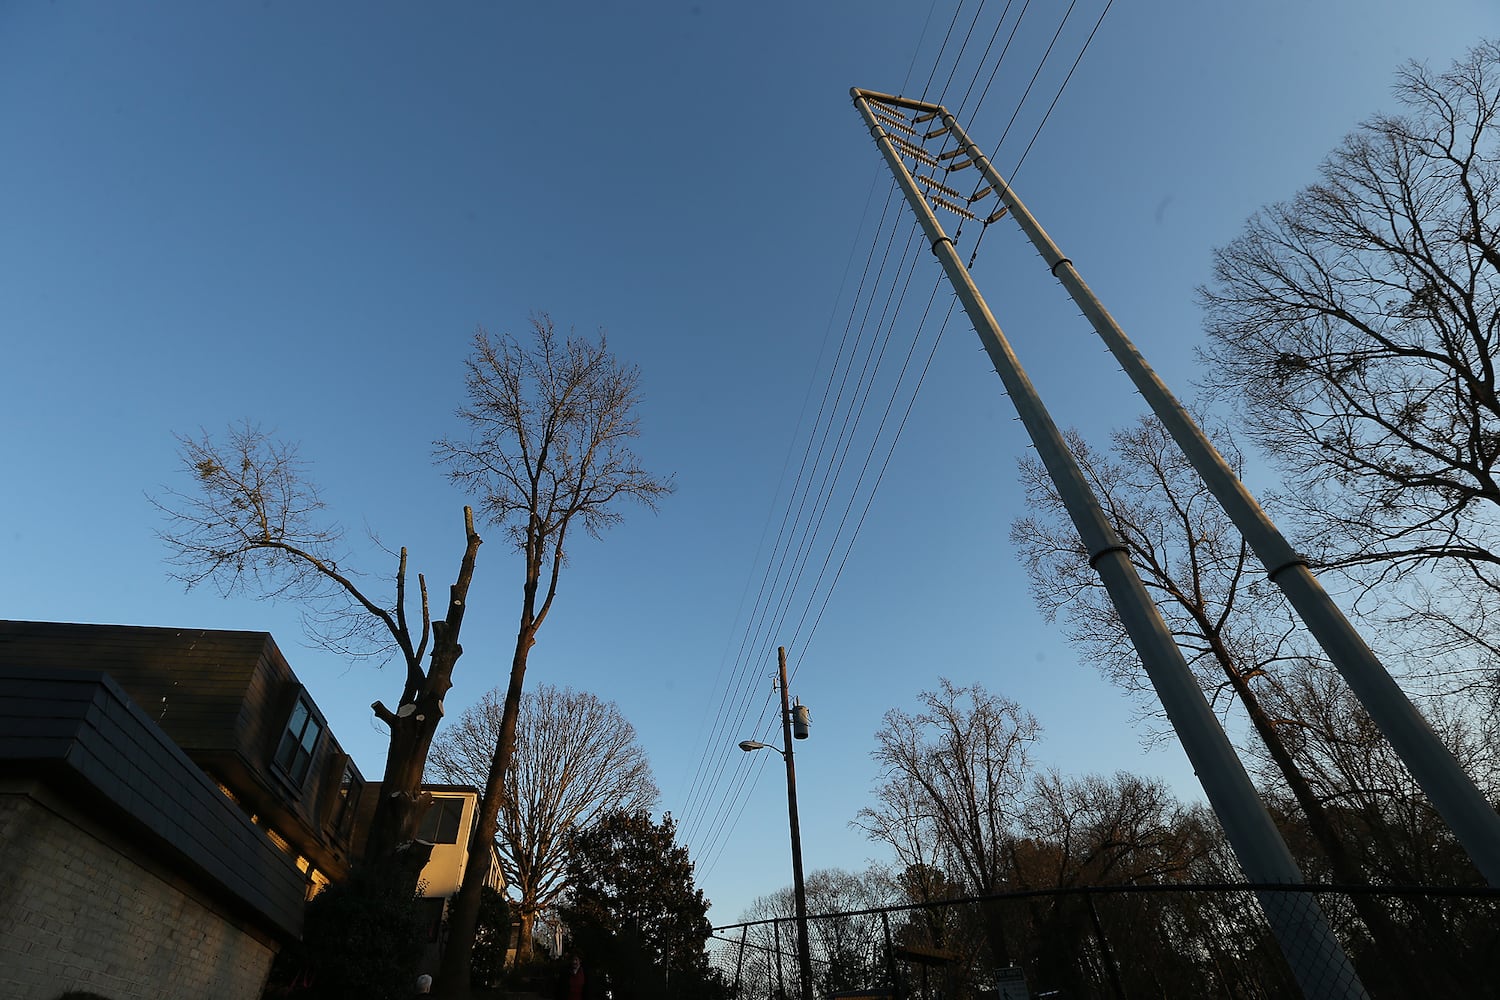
[688,218,925,864]
[680,201,919,850]
[793,295,961,655]
[686,1,1002,881]
[688,240,942,876]
[674,172,885,815]
[919,0,969,102]
[686,214,930,873]
[900,0,943,95]
[676,183,905,839]
[965,0,1114,268]
[681,0,1116,890]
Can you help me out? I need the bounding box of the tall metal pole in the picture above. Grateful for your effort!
[852,88,1368,1000]
[914,97,1500,888]
[778,647,814,1000]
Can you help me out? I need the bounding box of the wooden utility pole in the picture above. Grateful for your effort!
[777,647,813,1000]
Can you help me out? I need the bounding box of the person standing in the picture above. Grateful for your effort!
[553,953,589,1000]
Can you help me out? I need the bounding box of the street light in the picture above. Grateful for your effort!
[740,647,813,1000]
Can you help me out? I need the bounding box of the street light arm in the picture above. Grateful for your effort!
[739,739,785,757]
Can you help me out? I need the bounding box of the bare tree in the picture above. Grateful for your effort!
[433,316,673,992]
[152,421,482,887]
[740,868,890,999]
[427,683,658,963]
[1016,771,1198,890]
[1012,771,1200,997]
[1257,659,1497,888]
[1254,659,1500,998]
[1010,416,1422,993]
[1199,40,1500,676]
[854,679,1040,968]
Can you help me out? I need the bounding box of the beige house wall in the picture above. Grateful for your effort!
[0,789,276,1000]
[419,791,478,898]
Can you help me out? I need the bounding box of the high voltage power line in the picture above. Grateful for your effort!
[675,0,1115,893]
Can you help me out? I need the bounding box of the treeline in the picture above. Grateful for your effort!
[733,680,1498,998]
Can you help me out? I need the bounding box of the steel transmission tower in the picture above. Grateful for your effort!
[852,88,1370,1000]
[852,85,1500,887]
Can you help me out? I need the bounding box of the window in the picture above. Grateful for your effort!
[332,759,363,837]
[273,693,323,785]
[417,795,464,844]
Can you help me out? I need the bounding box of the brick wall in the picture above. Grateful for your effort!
[0,791,276,1000]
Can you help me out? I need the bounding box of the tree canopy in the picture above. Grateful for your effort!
[1199,40,1500,675]
[427,683,658,962]
[559,810,726,1000]
[152,420,482,884]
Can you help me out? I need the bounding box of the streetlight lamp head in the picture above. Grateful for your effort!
[739,740,768,752]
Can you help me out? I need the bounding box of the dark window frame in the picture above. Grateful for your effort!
[273,691,323,786]
[332,758,363,837]
[416,795,465,845]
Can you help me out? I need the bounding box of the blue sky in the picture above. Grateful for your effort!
[2,1,1495,926]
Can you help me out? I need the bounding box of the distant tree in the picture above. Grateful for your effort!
[1258,658,1494,887]
[1199,40,1500,681]
[1149,806,1302,998]
[885,861,982,962]
[152,421,482,889]
[434,316,674,994]
[741,868,890,998]
[1011,771,1200,997]
[427,683,659,964]
[558,809,726,1000]
[854,679,1040,970]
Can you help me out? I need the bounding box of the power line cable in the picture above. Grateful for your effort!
[679,200,920,848]
[919,0,969,103]
[682,0,1117,888]
[678,200,914,843]
[677,180,900,834]
[966,0,1113,268]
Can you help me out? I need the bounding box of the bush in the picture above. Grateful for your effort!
[468,886,513,989]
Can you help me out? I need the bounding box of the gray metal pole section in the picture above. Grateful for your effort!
[778,647,814,1000]
[853,88,1368,1000]
[895,97,1500,888]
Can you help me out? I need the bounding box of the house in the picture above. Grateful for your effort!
[0,620,370,999]
[0,620,509,998]
[0,621,366,890]
[353,781,506,973]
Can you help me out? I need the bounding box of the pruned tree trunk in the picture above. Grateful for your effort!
[362,508,482,896]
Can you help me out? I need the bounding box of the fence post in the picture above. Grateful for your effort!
[881,911,901,1000]
[775,918,786,1000]
[734,925,748,997]
[1087,893,1127,1000]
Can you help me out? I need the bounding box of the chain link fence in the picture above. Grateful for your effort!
[708,883,1499,999]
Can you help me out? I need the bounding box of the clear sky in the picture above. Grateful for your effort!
[2,1,1495,927]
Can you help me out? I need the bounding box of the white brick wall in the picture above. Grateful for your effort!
[0,793,277,1000]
